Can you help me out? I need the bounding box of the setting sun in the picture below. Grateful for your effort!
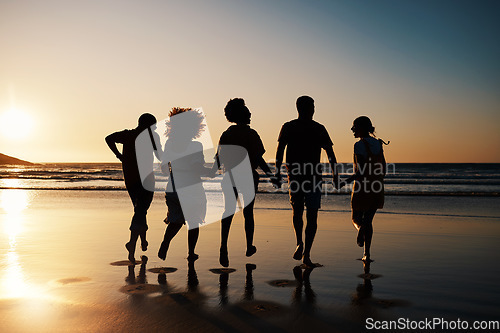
[0,108,34,140]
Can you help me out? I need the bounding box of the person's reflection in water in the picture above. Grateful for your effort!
[187,260,199,293]
[292,266,316,312]
[352,260,373,305]
[123,256,149,306]
[243,264,256,301]
[218,272,230,306]
[126,255,148,285]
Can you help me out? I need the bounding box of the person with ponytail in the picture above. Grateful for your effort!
[341,116,388,262]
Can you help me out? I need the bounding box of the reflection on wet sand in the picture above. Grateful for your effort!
[352,260,409,313]
[1,189,42,299]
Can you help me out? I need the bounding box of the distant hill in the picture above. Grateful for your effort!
[0,153,34,165]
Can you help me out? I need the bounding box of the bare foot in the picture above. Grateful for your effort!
[302,256,322,268]
[246,245,257,257]
[293,243,303,260]
[361,254,373,262]
[125,242,136,265]
[158,241,169,261]
[141,240,148,252]
[219,247,229,267]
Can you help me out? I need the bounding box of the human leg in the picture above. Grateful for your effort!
[302,208,318,266]
[352,210,364,247]
[220,181,237,267]
[243,199,257,256]
[292,203,305,260]
[187,227,199,261]
[362,210,377,261]
[158,223,183,260]
[133,187,153,252]
[219,214,233,267]
[126,231,139,264]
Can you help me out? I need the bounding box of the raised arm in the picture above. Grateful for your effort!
[105,132,123,161]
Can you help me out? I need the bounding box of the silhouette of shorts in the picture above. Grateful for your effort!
[289,189,321,210]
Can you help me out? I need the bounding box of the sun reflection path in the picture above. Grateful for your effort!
[0,188,45,300]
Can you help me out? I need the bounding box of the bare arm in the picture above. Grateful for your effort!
[105,133,123,161]
[257,156,273,175]
[324,145,339,189]
[273,141,286,187]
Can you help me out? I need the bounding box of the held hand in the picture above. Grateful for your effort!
[270,173,282,189]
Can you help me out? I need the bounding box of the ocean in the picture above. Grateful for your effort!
[0,163,499,196]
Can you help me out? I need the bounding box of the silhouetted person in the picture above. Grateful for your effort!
[213,98,274,267]
[158,108,211,262]
[274,96,339,267]
[341,116,387,262]
[106,114,160,264]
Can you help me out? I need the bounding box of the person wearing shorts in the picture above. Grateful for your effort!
[274,96,339,267]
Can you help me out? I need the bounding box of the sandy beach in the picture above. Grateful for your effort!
[1,189,499,332]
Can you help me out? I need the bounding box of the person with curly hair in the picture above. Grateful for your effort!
[214,98,274,267]
[158,107,211,262]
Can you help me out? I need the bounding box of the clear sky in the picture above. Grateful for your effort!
[1,0,499,163]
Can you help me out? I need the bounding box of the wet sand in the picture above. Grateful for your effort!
[1,190,500,332]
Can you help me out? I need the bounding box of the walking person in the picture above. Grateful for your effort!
[214,98,275,267]
[158,107,211,262]
[274,96,339,267]
[105,113,160,264]
[341,116,388,262]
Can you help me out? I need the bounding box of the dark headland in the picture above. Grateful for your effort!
[0,153,34,165]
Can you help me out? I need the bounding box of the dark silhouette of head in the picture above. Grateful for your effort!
[138,113,157,129]
[352,116,375,137]
[165,107,206,141]
[296,96,315,120]
[224,98,251,125]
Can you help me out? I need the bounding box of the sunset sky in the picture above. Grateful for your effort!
[1,0,499,163]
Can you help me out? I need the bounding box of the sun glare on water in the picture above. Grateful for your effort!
[0,108,34,140]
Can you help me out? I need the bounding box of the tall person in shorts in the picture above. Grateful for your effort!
[274,96,340,267]
[105,113,160,264]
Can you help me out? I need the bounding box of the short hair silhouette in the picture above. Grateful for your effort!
[224,98,251,124]
[296,96,314,117]
[138,113,157,128]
